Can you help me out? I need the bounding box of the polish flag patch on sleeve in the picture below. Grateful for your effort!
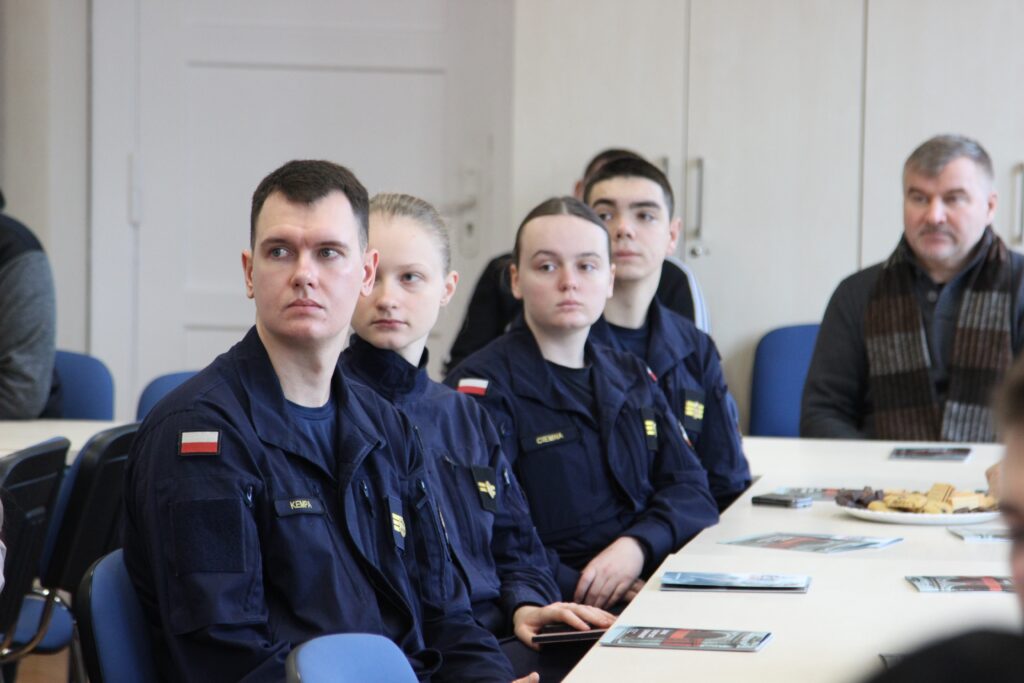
[179,430,221,456]
[646,367,658,382]
[457,378,489,396]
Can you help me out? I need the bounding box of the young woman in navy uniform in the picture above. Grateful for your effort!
[446,197,719,610]
[341,194,614,679]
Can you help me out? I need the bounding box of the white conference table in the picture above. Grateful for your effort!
[565,437,1020,683]
[0,419,126,463]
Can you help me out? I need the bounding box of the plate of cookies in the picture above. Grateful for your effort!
[835,484,999,525]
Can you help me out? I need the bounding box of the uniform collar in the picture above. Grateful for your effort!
[232,327,381,480]
[642,300,696,375]
[505,326,636,418]
[342,334,430,403]
[591,300,696,377]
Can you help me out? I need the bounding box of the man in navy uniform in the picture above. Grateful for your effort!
[123,160,526,682]
[583,158,750,510]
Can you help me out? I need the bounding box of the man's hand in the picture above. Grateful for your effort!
[512,602,616,650]
[623,578,645,603]
[513,674,539,683]
[573,536,645,608]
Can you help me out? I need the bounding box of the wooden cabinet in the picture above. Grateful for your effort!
[683,0,865,424]
[861,0,1024,265]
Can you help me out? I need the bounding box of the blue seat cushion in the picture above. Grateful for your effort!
[4,594,74,653]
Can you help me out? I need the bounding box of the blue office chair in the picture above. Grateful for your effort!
[136,371,196,420]
[0,438,69,664]
[53,351,114,420]
[285,633,417,683]
[5,424,137,680]
[749,324,820,437]
[77,549,158,683]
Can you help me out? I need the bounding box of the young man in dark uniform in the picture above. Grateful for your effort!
[123,161,527,682]
[583,158,750,510]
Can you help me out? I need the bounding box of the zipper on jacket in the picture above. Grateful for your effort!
[360,480,375,517]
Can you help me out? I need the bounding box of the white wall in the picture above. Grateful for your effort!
[0,0,89,353]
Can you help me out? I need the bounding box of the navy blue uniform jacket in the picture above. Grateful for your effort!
[445,326,718,599]
[123,328,513,682]
[590,301,750,509]
[341,336,559,636]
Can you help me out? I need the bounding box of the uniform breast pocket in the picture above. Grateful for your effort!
[435,455,496,556]
[516,425,590,539]
[265,478,343,592]
[410,478,459,605]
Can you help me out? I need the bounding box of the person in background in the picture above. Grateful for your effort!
[446,196,718,610]
[802,134,1024,441]
[342,192,614,680]
[445,148,705,374]
[123,160,526,682]
[584,157,750,510]
[0,189,60,418]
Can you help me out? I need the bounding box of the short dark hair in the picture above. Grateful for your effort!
[583,157,675,217]
[512,196,610,266]
[904,134,994,185]
[582,148,643,183]
[250,160,369,249]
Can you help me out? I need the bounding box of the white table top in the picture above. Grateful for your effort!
[565,437,1019,683]
[0,419,126,464]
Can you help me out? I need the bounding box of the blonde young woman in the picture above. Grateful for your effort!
[341,193,613,680]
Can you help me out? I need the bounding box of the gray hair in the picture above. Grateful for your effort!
[368,193,452,272]
[904,134,994,184]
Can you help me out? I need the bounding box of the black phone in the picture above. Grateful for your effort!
[531,623,607,646]
[751,493,813,508]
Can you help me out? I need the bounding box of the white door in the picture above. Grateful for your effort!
[91,0,514,418]
[684,0,866,427]
[861,0,1024,265]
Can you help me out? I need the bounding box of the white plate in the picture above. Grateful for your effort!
[838,505,1000,526]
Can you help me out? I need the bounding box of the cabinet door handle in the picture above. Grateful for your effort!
[691,156,705,243]
[1017,162,1024,244]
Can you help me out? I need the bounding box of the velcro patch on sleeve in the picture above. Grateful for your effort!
[456,378,489,396]
[179,430,221,456]
[171,498,245,574]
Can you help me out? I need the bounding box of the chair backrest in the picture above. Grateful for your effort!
[77,549,158,683]
[285,633,417,683]
[136,371,196,420]
[666,255,711,333]
[0,438,69,635]
[54,350,114,420]
[40,424,139,597]
[749,324,820,437]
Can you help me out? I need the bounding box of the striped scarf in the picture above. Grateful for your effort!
[864,228,1012,442]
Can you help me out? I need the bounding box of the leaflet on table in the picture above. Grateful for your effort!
[721,532,902,553]
[772,486,843,502]
[888,446,971,461]
[905,575,1014,593]
[947,527,1011,543]
[660,571,810,592]
[600,626,772,652]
